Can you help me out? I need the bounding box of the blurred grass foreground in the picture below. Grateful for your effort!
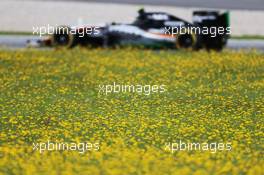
[0,48,263,175]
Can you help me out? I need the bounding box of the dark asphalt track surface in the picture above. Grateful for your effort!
[1,35,264,51]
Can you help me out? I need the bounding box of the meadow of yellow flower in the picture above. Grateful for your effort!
[0,48,263,175]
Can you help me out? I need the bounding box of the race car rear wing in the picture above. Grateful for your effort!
[192,11,230,50]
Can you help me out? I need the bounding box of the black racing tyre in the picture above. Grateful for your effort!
[51,26,77,48]
[175,28,197,49]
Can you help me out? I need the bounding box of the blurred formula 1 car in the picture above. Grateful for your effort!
[36,9,230,51]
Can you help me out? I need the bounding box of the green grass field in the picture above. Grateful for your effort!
[0,48,263,175]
